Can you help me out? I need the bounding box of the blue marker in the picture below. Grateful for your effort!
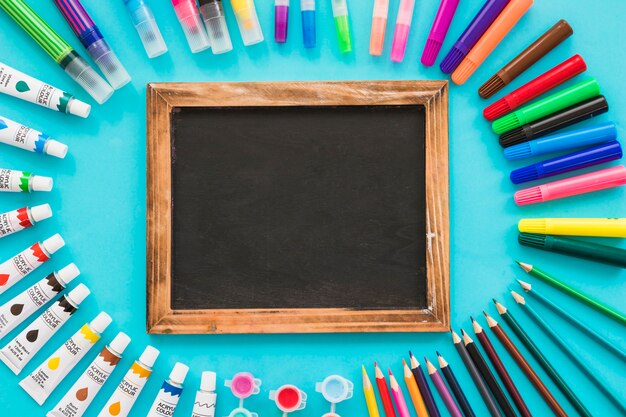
[301,0,316,48]
[122,0,168,58]
[504,122,618,161]
[510,141,622,184]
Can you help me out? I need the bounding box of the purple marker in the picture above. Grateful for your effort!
[440,0,511,73]
[421,0,460,66]
[275,0,289,43]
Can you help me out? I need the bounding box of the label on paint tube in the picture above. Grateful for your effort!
[0,206,33,238]
[0,241,50,295]
[98,362,152,417]
[0,116,49,153]
[191,392,217,417]
[0,168,33,192]
[146,381,183,417]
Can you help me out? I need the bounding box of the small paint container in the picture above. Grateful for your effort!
[225,372,262,399]
[269,384,307,413]
[322,414,340,417]
[316,375,353,404]
[227,407,258,417]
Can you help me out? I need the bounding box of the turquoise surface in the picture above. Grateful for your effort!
[0,0,625,416]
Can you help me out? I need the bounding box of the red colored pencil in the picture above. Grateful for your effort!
[375,362,397,417]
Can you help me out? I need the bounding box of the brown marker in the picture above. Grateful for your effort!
[479,19,573,99]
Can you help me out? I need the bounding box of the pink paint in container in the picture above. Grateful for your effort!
[421,0,460,66]
[225,372,261,416]
[390,0,415,62]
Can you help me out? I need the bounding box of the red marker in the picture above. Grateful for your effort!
[374,362,397,417]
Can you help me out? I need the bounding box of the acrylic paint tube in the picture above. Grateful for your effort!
[19,312,112,405]
[0,115,68,158]
[0,263,79,340]
[0,61,91,118]
[146,362,189,417]
[0,283,89,374]
[47,332,131,417]
[98,345,160,417]
[0,168,53,193]
[192,371,217,417]
[0,233,65,295]
[0,204,52,239]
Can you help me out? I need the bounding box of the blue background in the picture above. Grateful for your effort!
[0,0,624,416]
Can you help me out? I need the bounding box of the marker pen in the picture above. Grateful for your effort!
[0,62,90,118]
[122,0,168,58]
[369,0,388,56]
[199,0,233,54]
[301,0,315,48]
[0,0,114,103]
[171,0,211,53]
[0,204,52,239]
[518,218,626,238]
[146,362,189,417]
[275,0,289,43]
[390,0,415,62]
[0,284,90,375]
[331,0,351,53]
[230,0,264,46]
[421,0,460,66]
[19,312,112,405]
[0,115,68,158]
[191,371,217,417]
[47,332,131,417]
[98,345,160,417]
[0,233,65,295]
[0,263,78,340]
[0,168,53,193]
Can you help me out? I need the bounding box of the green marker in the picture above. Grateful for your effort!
[0,0,113,104]
[330,0,351,53]
[492,78,601,134]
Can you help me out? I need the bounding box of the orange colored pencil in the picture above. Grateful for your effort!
[402,359,428,417]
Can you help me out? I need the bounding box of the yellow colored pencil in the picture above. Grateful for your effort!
[402,359,429,417]
[362,365,381,417]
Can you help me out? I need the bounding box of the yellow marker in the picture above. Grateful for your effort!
[362,365,380,417]
[402,359,429,417]
[230,0,264,45]
[519,218,626,238]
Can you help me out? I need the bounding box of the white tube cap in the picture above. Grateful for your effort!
[45,140,68,159]
[89,312,113,334]
[169,362,189,385]
[42,233,65,254]
[31,175,53,192]
[57,263,80,285]
[109,332,131,355]
[68,98,91,118]
[30,204,52,222]
[201,371,217,392]
[139,345,160,368]
[67,283,90,306]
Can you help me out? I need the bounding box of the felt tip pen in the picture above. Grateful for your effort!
[274,0,289,43]
[440,0,510,73]
[54,0,131,90]
[122,0,168,58]
[0,0,113,104]
[230,0,264,46]
[390,0,415,62]
[0,168,53,193]
[511,141,622,184]
[0,204,52,239]
[331,0,351,53]
[171,0,211,53]
[0,115,68,158]
[515,165,626,206]
[504,122,618,160]
[519,218,626,238]
[0,62,90,117]
[369,0,388,56]
[421,0,460,66]
[199,0,233,54]
[301,0,316,48]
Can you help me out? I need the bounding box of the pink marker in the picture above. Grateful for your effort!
[390,0,415,62]
[515,165,626,206]
[388,369,410,417]
[421,0,460,66]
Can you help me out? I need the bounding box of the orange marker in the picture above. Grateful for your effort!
[452,0,533,85]
[402,359,428,417]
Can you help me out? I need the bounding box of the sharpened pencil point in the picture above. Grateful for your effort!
[461,329,473,345]
[517,261,533,272]
[437,353,448,368]
[436,350,441,356]
[472,317,483,333]
[518,279,532,291]
[451,329,462,343]
[425,357,437,374]
[484,312,498,327]
[511,290,526,305]
[494,300,507,315]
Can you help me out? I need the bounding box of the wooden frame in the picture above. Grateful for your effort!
[147,81,450,334]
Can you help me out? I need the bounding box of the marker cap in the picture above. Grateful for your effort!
[174,2,211,53]
[31,175,53,192]
[139,345,160,368]
[170,362,189,384]
[30,204,52,223]
[88,40,131,90]
[57,263,80,285]
[45,140,68,159]
[232,0,264,46]
[63,55,114,105]
[109,332,131,355]
[200,2,233,54]
[369,17,386,55]
[201,371,217,391]
[135,18,168,58]
[89,312,113,334]
[67,283,90,306]
[42,233,65,254]
[67,98,91,118]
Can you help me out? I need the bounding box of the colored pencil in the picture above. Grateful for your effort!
[451,331,503,417]
[402,359,429,417]
[363,365,381,417]
[425,357,463,417]
[409,351,442,417]
[471,318,531,417]
[389,369,411,417]
[494,299,593,417]
[375,362,397,417]
[484,312,567,417]
[461,329,517,417]
[517,261,626,325]
[437,352,476,417]
[512,291,626,413]
[518,279,626,360]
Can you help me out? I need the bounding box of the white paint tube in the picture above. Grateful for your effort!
[0,115,68,157]
[0,204,52,239]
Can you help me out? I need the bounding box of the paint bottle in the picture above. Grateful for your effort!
[47,332,131,417]
[146,362,189,417]
[0,168,53,193]
[0,233,65,295]
[0,115,68,158]
[0,263,79,340]
[0,283,89,374]
[269,384,307,415]
[315,375,353,417]
[19,312,112,405]
[225,372,261,417]
[0,204,52,239]
[191,371,217,417]
[97,345,160,417]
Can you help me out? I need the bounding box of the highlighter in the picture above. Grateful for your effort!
[492,78,600,134]
[230,0,264,45]
[170,0,211,53]
[275,0,289,43]
[421,0,460,66]
[199,0,233,54]
[301,0,316,48]
[452,0,533,85]
[391,0,415,62]
[514,165,626,205]
[519,218,626,238]
[369,0,389,56]
[331,0,351,53]
[122,0,168,58]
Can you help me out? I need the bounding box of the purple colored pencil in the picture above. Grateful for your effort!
[409,351,442,417]
[421,0,460,66]
[426,358,463,417]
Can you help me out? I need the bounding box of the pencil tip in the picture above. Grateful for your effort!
[374,361,378,367]
[517,261,532,272]
[436,350,441,356]
[494,300,507,314]
[518,279,532,291]
[511,290,526,305]
[408,350,413,357]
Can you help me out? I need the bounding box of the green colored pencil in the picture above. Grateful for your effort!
[494,299,593,417]
[516,261,626,326]
[511,291,626,414]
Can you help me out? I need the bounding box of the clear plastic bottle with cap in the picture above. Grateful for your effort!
[0,204,53,239]
[146,362,189,417]
[199,0,233,54]
[122,0,168,58]
[192,371,217,417]
[230,0,264,46]
[0,168,53,193]
[170,0,211,53]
